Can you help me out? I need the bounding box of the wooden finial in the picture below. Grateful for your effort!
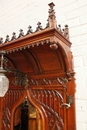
[57,24,62,32]
[48,2,55,13]
[18,29,24,38]
[26,25,33,34]
[45,19,49,28]
[0,37,3,44]
[5,35,10,43]
[11,32,16,40]
[64,24,69,40]
[35,22,43,32]
[48,2,57,28]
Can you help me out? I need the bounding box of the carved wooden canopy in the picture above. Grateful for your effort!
[0,2,73,81]
[0,2,76,130]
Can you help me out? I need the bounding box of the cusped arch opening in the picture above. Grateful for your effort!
[10,90,47,130]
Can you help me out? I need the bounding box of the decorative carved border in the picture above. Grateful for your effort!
[6,39,50,54]
[0,2,69,46]
[10,76,68,88]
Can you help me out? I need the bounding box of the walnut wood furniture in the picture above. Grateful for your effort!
[0,2,76,130]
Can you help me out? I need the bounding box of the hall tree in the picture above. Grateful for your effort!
[0,2,76,130]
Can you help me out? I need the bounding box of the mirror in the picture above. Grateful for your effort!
[14,98,42,130]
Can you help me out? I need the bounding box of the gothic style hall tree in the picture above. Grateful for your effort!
[0,2,76,130]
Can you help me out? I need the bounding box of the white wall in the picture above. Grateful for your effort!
[0,0,87,129]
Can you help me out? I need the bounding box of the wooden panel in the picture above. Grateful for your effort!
[7,51,34,73]
[1,89,24,130]
[30,44,65,73]
[29,87,65,130]
[28,119,37,130]
[14,106,21,126]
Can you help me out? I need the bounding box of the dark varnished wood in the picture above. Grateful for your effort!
[0,2,76,130]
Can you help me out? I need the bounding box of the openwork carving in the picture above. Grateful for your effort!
[2,56,28,87]
[31,89,64,130]
[2,107,11,130]
[5,35,10,43]
[11,71,27,86]
[35,22,43,32]
[28,77,68,87]
[18,29,24,38]
[0,2,70,44]
[26,25,33,34]
[11,32,16,40]
[2,90,24,130]
[9,76,68,89]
